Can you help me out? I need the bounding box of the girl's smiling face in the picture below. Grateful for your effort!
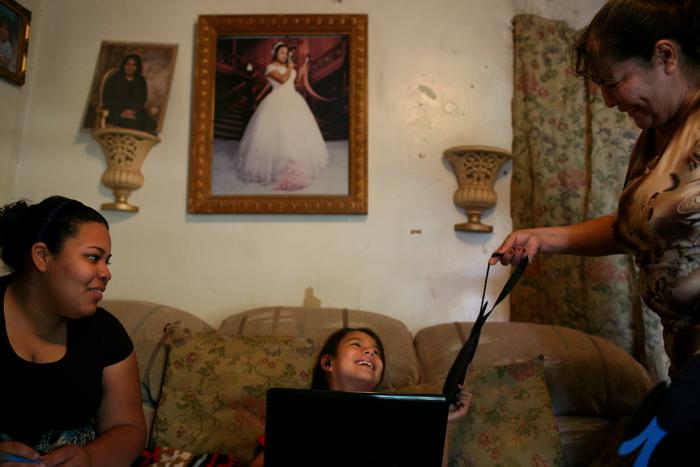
[322,331,384,392]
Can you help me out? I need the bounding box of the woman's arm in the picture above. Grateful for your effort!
[267,59,295,84]
[490,214,622,266]
[102,75,123,115]
[42,352,145,467]
[134,77,148,109]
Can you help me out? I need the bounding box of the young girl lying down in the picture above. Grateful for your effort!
[249,327,472,467]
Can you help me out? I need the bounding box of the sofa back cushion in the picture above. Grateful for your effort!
[218,306,421,390]
[102,300,213,439]
[150,325,316,462]
[414,321,652,418]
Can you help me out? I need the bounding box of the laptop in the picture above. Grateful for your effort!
[264,388,449,466]
[263,257,528,467]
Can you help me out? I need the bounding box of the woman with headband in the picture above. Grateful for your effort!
[234,41,329,191]
[0,196,145,466]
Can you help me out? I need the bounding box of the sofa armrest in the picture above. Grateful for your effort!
[102,299,213,443]
[414,321,652,418]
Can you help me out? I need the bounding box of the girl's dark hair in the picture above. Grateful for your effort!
[573,0,700,82]
[311,327,386,390]
[0,196,108,273]
[119,53,143,77]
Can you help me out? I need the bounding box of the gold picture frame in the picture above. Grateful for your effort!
[0,0,30,86]
[188,14,368,214]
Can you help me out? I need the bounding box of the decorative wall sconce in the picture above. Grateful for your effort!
[92,128,160,212]
[443,145,512,232]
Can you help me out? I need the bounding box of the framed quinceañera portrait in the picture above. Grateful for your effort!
[188,14,368,214]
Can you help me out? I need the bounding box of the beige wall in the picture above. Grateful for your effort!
[2,0,604,330]
[0,0,39,202]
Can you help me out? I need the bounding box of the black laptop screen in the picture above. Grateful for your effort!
[264,388,449,467]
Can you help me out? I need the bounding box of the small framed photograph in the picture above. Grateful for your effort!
[82,41,178,134]
[188,14,368,214]
[0,0,31,86]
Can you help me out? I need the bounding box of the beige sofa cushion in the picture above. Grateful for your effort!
[102,300,213,438]
[414,321,652,418]
[150,326,316,462]
[219,306,421,390]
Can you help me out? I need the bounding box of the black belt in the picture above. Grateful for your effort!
[442,254,529,404]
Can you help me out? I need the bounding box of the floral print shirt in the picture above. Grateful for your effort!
[613,99,700,372]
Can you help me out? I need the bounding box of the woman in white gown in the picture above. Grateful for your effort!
[234,42,329,191]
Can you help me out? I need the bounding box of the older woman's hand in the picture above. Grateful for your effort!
[490,229,542,266]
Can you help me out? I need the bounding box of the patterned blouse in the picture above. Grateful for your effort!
[613,97,700,373]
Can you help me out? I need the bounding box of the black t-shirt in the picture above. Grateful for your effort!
[0,274,133,450]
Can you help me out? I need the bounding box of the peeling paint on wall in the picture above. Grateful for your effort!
[419,84,437,99]
[303,287,321,308]
[443,101,457,114]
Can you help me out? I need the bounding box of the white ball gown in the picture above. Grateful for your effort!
[234,62,329,191]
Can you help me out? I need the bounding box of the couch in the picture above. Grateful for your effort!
[104,300,652,466]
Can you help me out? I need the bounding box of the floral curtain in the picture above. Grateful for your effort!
[510,14,667,380]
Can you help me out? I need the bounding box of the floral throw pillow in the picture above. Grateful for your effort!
[400,357,566,467]
[454,356,565,467]
[133,446,242,466]
[149,325,316,463]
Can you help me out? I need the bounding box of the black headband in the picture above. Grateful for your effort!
[35,199,72,243]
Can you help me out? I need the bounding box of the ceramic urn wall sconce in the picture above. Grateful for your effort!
[443,145,512,233]
[92,128,160,212]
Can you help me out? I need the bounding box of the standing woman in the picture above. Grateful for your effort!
[0,196,145,466]
[234,41,329,191]
[492,0,700,377]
